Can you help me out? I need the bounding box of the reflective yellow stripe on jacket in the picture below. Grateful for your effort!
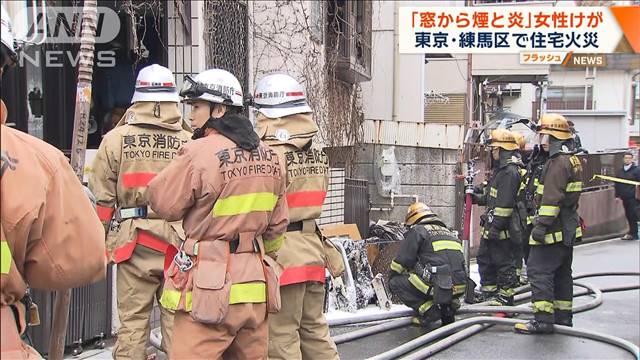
[538,205,560,217]
[565,181,582,192]
[229,282,266,304]
[409,273,431,294]
[1,241,11,274]
[529,227,583,245]
[264,234,285,254]
[160,282,267,311]
[494,207,513,217]
[537,181,582,195]
[391,260,406,274]
[432,240,463,252]
[160,289,193,311]
[482,229,509,240]
[212,192,278,217]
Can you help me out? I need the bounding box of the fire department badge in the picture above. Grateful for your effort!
[275,128,290,141]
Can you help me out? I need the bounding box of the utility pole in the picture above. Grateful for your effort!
[48,0,98,358]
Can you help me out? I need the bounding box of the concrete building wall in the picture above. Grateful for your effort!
[424,56,468,94]
[503,84,537,117]
[362,1,394,122]
[357,0,464,227]
[557,111,628,150]
[344,144,460,228]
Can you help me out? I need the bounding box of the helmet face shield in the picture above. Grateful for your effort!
[536,134,550,145]
[180,75,232,104]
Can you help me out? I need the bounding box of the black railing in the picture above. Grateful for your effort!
[344,178,370,238]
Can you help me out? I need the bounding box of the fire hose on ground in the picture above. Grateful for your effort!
[149,271,639,357]
[332,272,640,360]
[397,317,640,360]
[330,271,639,327]
[332,280,605,345]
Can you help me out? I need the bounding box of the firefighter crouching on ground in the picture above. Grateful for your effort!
[515,114,583,334]
[389,203,467,327]
[89,64,192,358]
[253,73,341,359]
[471,129,520,306]
[147,69,288,359]
[1,6,106,358]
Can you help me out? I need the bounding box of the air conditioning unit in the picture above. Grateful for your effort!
[331,0,371,83]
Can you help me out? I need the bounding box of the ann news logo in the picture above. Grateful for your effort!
[15,6,120,68]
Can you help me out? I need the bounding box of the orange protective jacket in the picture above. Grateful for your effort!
[256,113,329,285]
[1,113,106,357]
[89,102,192,263]
[147,130,288,315]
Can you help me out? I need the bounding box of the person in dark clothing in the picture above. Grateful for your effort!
[389,202,467,327]
[521,145,549,265]
[615,152,640,240]
[471,129,521,306]
[515,113,583,335]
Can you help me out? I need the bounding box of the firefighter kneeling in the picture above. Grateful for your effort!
[389,203,467,327]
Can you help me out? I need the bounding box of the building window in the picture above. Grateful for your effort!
[327,0,372,83]
[547,86,594,110]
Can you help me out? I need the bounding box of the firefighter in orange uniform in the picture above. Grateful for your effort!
[1,6,106,358]
[147,69,288,359]
[253,74,339,359]
[89,64,192,358]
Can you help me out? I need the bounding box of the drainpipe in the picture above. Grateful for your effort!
[392,2,398,122]
[584,67,590,110]
[247,0,255,125]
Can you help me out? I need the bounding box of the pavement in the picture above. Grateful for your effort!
[335,238,640,359]
[67,238,639,359]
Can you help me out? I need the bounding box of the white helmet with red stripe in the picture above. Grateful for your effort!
[253,73,312,118]
[180,69,244,108]
[131,64,180,103]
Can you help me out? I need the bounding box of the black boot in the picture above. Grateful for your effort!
[514,320,554,334]
[488,292,514,307]
[554,311,573,327]
[440,304,456,326]
[476,290,497,304]
[416,305,442,327]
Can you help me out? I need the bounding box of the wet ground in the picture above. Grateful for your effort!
[335,239,640,359]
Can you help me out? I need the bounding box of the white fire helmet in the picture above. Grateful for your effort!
[180,69,244,108]
[131,64,180,103]
[253,73,312,118]
[1,5,17,59]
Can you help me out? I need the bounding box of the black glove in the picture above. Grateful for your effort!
[473,182,487,194]
[470,193,481,204]
[487,227,501,241]
[531,224,547,243]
